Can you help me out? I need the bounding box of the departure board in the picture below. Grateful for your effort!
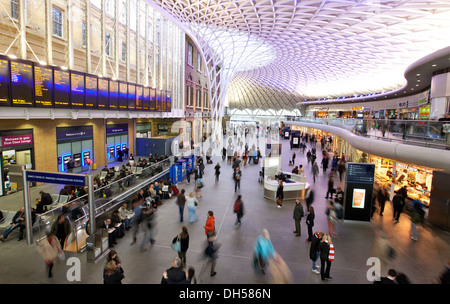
[70,72,85,108]
[109,80,118,110]
[166,92,171,112]
[98,78,109,109]
[127,83,136,110]
[118,82,128,110]
[34,65,53,107]
[142,87,149,110]
[347,163,375,184]
[85,75,98,108]
[0,59,11,106]
[149,88,156,111]
[160,90,166,112]
[54,69,70,108]
[11,60,34,106]
[135,85,143,110]
[156,89,162,111]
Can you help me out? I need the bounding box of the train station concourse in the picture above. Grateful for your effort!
[0,0,449,295]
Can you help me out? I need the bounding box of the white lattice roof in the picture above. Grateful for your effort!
[151,0,450,110]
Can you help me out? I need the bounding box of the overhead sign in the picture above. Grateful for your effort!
[26,171,86,186]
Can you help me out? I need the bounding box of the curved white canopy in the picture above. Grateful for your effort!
[150,0,450,111]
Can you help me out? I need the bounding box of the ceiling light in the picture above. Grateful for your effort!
[432,64,437,67]
[416,74,420,76]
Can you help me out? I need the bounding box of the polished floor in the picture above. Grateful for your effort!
[0,139,449,285]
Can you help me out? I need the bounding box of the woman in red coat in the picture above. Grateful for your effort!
[203,210,215,238]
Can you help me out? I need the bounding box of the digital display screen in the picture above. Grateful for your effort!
[347,163,375,184]
[118,82,128,110]
[0,59,11,106]
[11,60,34,106]
[98,78,109,109]
[109,146,115,159]
[135,85,143,110]
[109,80,118,109]
[70,72,85,108]
[83,151,91,166]
[34,65,53,107]
[54,69,70,108]
[73,153,82,168]
[142,87,149,110]
[85,75,98,108]
[352,188,366,209]
[149,88,156,111]
[156,89,162,111]
[127,83,135,110]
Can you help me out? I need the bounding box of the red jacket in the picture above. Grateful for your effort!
[204,216,215,235]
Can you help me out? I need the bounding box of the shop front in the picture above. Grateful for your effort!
[0,129,34,195]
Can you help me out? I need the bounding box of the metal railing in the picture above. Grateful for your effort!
[289,117,449,149]
[33,155,176,252]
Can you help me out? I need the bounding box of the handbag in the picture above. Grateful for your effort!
[277,198,282,206]
[171,235,181,252]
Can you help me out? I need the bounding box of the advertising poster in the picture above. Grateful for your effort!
[352,188,366,209]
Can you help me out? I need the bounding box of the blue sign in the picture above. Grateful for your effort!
[26,171,86,186]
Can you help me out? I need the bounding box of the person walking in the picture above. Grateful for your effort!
[173,226,189,268]
[337,160,346,182]
[410,199,425,241]
[203,210,215,238]
[377,186,388,216]
[253,229,276,275]
[36,232,64,278]
[205,231,221,277]
[305,206,315,243]
[276,180,284,208]
[305,186,315,210]
[214,162,221,182]
[233,195,245,228]
[321,155,329,174]
[233,166,242,192]
[319,234,334,281]
[176,189,186,222]
[292,198,304,237]
[186,192,198,223]
[309,231,324,274]
[312,162,319,183]
[326,201,338,237]
[50,214,71,250]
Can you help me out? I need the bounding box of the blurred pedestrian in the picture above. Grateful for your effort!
[325,175,334,199]
[269,253,293,284]
[410,199,425,241]
[186,267,197,284]
[253,229,276,275]
[392,191,405,223]
[233,166,242,193]
[326,201,338,237]
[293,198,304,237]
[173,226,189,268]
[186,192,198,223]
[373,229,395,275]
[437,259,450,284]
[36,232,64,278]
[377,186,388,216]
[312,162,319,183]
[204,231,221,277]
[215,162,221,182]
[309,231,324,274]
[276,180,284,208]
[140,207,156,252]
[50,214,71,250]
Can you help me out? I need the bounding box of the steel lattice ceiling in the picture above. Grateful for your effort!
[150,0,450,111]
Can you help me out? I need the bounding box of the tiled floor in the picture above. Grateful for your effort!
[0,137,449,285]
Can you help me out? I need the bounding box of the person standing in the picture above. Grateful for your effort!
[233,195,245,228]
[186,192,198,223]
[276,180,284,208]
[176,189,186,223]
[214,162,221,182]
[203,210,215,238]
[292,198,304,237]
[309,231,324,274]
[319,234,334,281]
[233,166,242,193]
[305,206,315,243]
[321,155,329,174]
[337,160,346,182]
[173,226,189,268]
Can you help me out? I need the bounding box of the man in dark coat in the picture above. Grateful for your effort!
[309,231,324,274]
[293,199,304,236]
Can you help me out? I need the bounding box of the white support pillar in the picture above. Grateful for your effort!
[114,0,119,78]
[45,0,53,65]
[66,0,74,69]
[101,0,107,77]
[85,0,91,73]
[144,3,149,87]
[126,0,130,82]
[18,0,26,60]
[135,0,140,84]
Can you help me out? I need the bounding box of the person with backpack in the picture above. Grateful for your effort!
[292,198,304,237]
[410,199,425,241]
[233,195,245,228]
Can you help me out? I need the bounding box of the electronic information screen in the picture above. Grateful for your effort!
[34,65,53,107]
[11,60,34,106]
